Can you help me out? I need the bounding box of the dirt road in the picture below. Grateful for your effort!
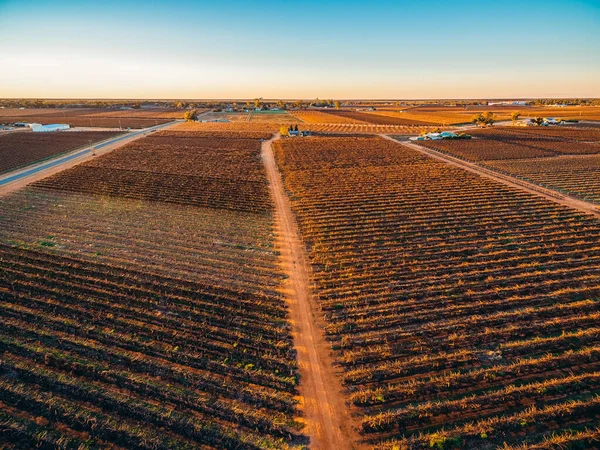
[381,135,600,219]
[261,135,356,450]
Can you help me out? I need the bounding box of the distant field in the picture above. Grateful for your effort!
[274,135,600,449]
[0,108,177,128]
[370,105,600,125]
[289,110,365,124]
[173,120,280,133]
[249,111,299,123]
[0,131,123,173]
[82,108,195,119]
[322,109,439,126]
[304,123,434,135]
[417,126,600,204]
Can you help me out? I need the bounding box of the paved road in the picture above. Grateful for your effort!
[0,121,181,190]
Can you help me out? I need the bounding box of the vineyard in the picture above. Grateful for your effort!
[305,123,432,135]
[0,131,123,173]
[417,127,600,205]
[82,108,199,119]
[487,155,600,204]
[34,130,273,213]
[0,130,304,448]
[321,110,438,126]
[273,135,600,449]
[0,108,175,129]
[419,127,600,161]
[289,110,365,124]
[173,121,281,133]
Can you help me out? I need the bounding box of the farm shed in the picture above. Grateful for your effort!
[30,123,70,132]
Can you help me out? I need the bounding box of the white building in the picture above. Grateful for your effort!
[30,123,70,132]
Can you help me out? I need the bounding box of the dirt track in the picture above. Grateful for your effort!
[381,135,600,220]
[261,135,356,449]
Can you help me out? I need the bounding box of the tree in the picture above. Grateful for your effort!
[533,117,545,126]
[334,100,341,110]
[511,111,521,124]
[279,125,289,136]
[254,98,261,109]
[277,100,286,110]
[472,112,495,127]
[183,109,198,121]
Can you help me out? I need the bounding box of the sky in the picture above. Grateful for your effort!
[0,0,599,99]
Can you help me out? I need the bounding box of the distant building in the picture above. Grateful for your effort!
[30,123,70,132]
[488,101,528,106]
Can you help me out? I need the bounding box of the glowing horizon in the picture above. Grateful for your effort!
[1,0,599,99]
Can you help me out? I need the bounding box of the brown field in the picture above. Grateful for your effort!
[420,127,600,161]
[273,135,600,449]
[35,131,272,212]
[0,108,101,118]
[0,108,175,128]
[289,110,366,124]
[82,108,199,119]
[0,131,123,173]
[173,120,281,133]
[0,130,304,449]
[249,112,299,123]
[371,105,600,125]
[304,123,434,135]
[487,156,600,204]
[323,109,439,126]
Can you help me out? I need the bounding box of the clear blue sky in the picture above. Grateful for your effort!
[1,0,599,99]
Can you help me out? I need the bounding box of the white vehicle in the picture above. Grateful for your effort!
[544,118,561,125]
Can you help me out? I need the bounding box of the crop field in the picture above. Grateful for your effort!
[173,120,281,133]
[305,123,432,135]
[0,108,174,129]
[82,108,197,119]
[487,155,600,204]
[0,130,122,173]
[34,130,272,212]
[289,110,366,124]
[322,109,439,126]
[273,135,600,449]
[0,130,304,449]
[369,106,514,125]
[419,127,600,161]
[416,127,600,204]
[371,105,600,125]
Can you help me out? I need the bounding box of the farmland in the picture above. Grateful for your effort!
[0,108,180,129]
[322,109,439,126]
[368,105,600,125]
[289,110,365,124]
[34,130,272,212]
[417,127,600,204]
[0,129,308,449]
[487,155,600,204]
[0,131,123,173]
[273,135,600,449]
